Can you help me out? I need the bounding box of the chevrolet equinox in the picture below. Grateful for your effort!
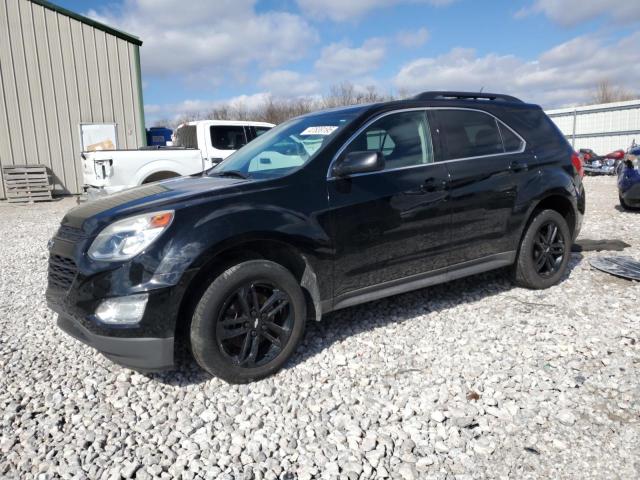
[47,91,586,383]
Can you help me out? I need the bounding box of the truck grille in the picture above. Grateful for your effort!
[56,225,86,243]
[48,254,78,291]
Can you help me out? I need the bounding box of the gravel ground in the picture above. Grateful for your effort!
[1,176,639,479]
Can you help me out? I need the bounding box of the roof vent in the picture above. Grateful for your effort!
[412,91,523,103]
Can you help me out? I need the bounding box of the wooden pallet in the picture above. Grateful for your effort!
[2,165,53,203]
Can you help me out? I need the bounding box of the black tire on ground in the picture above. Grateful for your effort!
[190,260,307,383]
[619,195,630,210]
[513,209,572,289]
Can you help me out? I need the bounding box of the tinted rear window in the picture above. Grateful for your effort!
[436,110,503,160]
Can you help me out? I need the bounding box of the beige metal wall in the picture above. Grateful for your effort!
[0,0,145,198]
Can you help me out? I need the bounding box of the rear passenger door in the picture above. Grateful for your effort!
[432,109,529,265]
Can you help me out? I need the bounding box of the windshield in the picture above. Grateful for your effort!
[210,111,359,179]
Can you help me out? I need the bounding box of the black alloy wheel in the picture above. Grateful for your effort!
[216,283,293,368]
[513,209,571,289]
[531,221,566,278]
[190,260,307,383]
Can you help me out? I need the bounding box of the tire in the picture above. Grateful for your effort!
[190,260,306,383]
[513,209,571,289]
[619,195,630,210]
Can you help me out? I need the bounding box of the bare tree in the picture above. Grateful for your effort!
[590,80,636,104]
[161,82,400,128]
[322,82,390,109]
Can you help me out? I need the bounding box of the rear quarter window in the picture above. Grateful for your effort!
[498,122,525,152]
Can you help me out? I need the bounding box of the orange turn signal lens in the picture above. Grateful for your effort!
[149,212,173,228]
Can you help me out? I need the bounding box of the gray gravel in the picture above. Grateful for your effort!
[1,176,639,479]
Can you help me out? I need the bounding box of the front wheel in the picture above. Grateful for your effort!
[190,260,307,383]
[513,209,571,289]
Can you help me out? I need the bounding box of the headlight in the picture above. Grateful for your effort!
[88,210,174,261]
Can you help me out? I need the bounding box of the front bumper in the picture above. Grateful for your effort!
[57,315,174,371]
[46,222,199,372]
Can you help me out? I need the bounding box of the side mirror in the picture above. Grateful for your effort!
[333,151,384,177]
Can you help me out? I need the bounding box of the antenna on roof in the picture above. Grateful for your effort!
[479,86,484,93]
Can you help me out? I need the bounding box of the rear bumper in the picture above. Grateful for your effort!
[82,185,129,201]
[57,315,174,372]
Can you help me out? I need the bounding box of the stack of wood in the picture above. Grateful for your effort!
[2,165,53,203]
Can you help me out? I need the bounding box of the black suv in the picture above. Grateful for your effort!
[47,92,585,383]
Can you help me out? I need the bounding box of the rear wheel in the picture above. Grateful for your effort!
[514,209,571,289]
[190,260,306,383]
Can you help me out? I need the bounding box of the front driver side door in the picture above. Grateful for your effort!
[326,110,451,303]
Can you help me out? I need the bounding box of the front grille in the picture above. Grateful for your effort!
[48,254,78,291]
[56,225,86,243]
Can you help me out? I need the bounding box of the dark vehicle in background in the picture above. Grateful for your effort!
[47,91,585,383]
[582,148,625,175]
[618,145,640,210]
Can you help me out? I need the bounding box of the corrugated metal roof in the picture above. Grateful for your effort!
[28,0,142,46]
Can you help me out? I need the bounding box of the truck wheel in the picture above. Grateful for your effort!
[513,209,571,289]
[143,171,179,184]
[190,260,306,383]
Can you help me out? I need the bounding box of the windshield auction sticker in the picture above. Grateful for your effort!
[300,126,338,136]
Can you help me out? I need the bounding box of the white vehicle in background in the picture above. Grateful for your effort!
[82,120,274,198]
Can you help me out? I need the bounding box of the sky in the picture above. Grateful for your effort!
[55,0,640,125]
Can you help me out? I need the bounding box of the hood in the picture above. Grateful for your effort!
[63,176,246,233]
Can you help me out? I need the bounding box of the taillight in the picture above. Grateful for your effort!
[572,152,584,178]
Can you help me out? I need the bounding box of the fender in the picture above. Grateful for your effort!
[513,166,580,244]
[134,159,201,185]
[150,201,333,319]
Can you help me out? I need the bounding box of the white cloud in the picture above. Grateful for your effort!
[393,32,640,107]
[297,0,455,22]
[315,39,386,77]
[516,0,640,26]
[145,93,271,122]
[396,27,430,47]
[258,70,321,97]
[87,0,317,77]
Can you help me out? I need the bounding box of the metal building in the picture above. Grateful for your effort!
[546,99,640,154]
[0,0,145,199]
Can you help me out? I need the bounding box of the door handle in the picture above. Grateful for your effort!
[421,178,448,192]
[510,160,528,172]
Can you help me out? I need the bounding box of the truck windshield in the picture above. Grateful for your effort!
[210,111,359,179]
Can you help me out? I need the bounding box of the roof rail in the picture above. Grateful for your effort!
[412,91,523,103]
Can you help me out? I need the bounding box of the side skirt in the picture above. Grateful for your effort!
[324,251,516,313]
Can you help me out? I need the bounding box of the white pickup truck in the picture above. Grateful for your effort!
[82,120,274,197]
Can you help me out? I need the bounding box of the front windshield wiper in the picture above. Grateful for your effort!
[209,170,249,179]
